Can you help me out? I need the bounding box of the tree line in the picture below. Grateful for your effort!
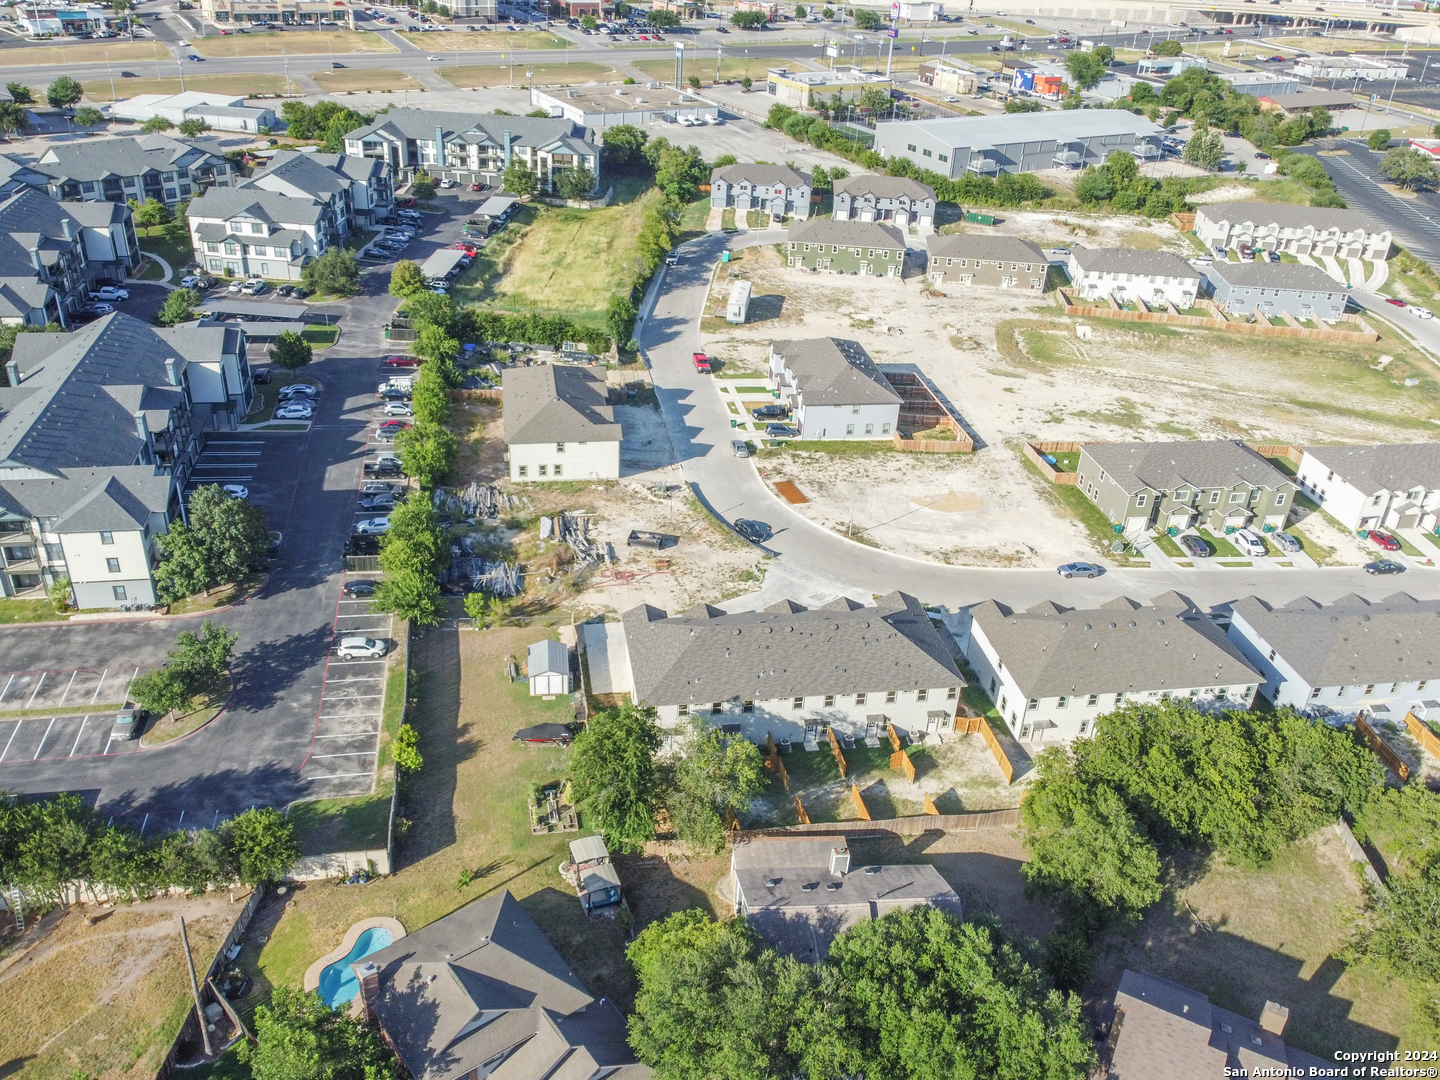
[0,794,298,903]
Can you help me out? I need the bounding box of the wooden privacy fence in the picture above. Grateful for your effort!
[1250,443,1304,467]
[1405,711,1440,761]
[765,732,790,790]
[955,715,1016,785]
[829,727,848,778]
[1058,288,1380,343]
[756,807,1022,838]
[849,782,872,822]
[1357,715,1411,783]
[795,795,810,825]
[1023,441,1082,485]
[923,792,939,815]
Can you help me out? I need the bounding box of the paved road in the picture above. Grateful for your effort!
[639,230,1440,614]
[1302,141,1440,270]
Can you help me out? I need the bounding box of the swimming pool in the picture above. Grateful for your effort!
[317,926,393,1008]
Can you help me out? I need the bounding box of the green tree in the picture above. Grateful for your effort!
[1129,81,1156,104]
[414,323,459,369]
[1350,864,1440,982]
[239,986,398,1080]
[154,484,271,601]
[47,573,71,612]
[46,76,83,108]
[667,717,765,851]
[410,363,450,426]
[503,160,538,196]
[132,197,172,228]
[687,74,702,90]
[156,287,200,327]
[851,7,881,28]
[393,723,423,772]
[858,85,891,114]
[301,246,360,298]
[602,123,648,168]
[73,106,104,128]
[6,83,33,105]
[1065,49,1107,89]
[605,294,637,351]
[394,421,456,489]
[177,117,212,138]
[166,620,238,697]
[128,665,194,717]
[270,330,313,371]
[379,497,446,577]
[554,164,596,199]
[1379,146,1440,190]
[140,115,174,132]
[0,101,30,138]
[570,702,661,851]
[731,9,767,27]
[222,807,297,884]
[1005,97,1044,113]
[740,75,753,91]
[389,259,426,299]
[794,2,806,15]
[580,12,597,26]
[647,7,681,25]
[1152,38,1182,56]
[1181,125,1225,170]
[371,566,443,626]
[411,167,437,201]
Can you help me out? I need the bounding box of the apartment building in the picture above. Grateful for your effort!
[1202,261,1348,321]
[709,163,813,221]
[1193,201,1392,261]
[831,174,936,232]
[249,150,393,233]
[769,337,901,441]
[783,219,906,276]
[186,187,335,281]
[924,233,1047,290]
[1067,247,1201,308]
[33,134,234,206]
[1295,443,1440,533]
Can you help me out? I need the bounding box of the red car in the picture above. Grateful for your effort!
[377,420,411,432]
[384,354,420,368]
[468,182,483,191]
[453,242,479,252]
[1385,297,1408,308]
[692,351,712,374]
[1370,530,1402,552]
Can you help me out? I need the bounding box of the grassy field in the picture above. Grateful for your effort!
[0,597,64,624]
[311,66,421,92]
[0,40,161,65]
[192,29,395,56]
[0,896,233,1080]
[633,55,784,84]
[452,187,661,327]
[436,60,613,87]
[136,219,195,276]
[80,72,291,102]
[400,29,572,50]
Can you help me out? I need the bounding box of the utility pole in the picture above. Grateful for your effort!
[106,50,116,101]
[715,42,722,82]
[179,917,214,1059]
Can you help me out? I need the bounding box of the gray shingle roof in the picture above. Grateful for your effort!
[1195,200,1386,236]
[0,466,170,531]
[1081,440,1293,495]
[877,109,1162,151]
[925,232,1046,262]
[1302,443,1440,494]
[970,594,1260,698]
[186,185,327,227]
[786,218,904,251]
[345,108,599,156]
[1230,592,1440,687]
[1069,246,1201,279]
[832,173,935,201]
[501,365,620,447]
[0,187,88,281]
[250,151,349,199]
[622,591,962,706]
[709,162,811,188]
[1203,261,1345,292]
[33,133,222,183]
[359,891,648,1080]
[771,337,902,409]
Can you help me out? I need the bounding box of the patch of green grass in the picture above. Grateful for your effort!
[136,258,167,282]
[1152,532,1185,558]
[745,209,767,229]
[137,221,195,275]
[1156,421,1198,437]
[720,207,737,233]
[247,371,319,423]
[1198,528,1243,558]
[1394,532,1425,557]
[1218,560,1254,567]
[678,196,710,239]
[1016,445,1137,561]
[289,794,390,855]
[0,597,65,624]
[733,386,771,395]
[301,326,340,348]
[757,440,897,457]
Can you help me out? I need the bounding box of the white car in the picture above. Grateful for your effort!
[383,402,414,416]
[180,275,202,288]
[278,383,317,398]
[228,280,244,292]
[89,286,129,301]
[274,404,314,420]
[177,37,190,44]
[427,53,444,59]
[1413,305,1434,320]
[1232,528,1268,558]
[337,636,387,660]
[354,517,391,534]
[222,484,249,499]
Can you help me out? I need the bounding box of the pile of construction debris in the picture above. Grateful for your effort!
[542,512,614,576]
[435,482,532,522]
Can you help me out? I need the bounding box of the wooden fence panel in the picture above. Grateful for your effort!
[1357,715,1411,782]
[977,717,1014,785]
[1022,441,1083,485]
[850,782,872,822]
[795,795,810,825]
[1058,289,1379,343]
[923,792,939,815]
[829,727,848,779]
[766,731,789,790]
[887,722,902,754]
[1405,711,1440,762]
[891,749,916,782]
[753,807,1022,838]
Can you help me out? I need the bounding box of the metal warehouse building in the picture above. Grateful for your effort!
[872,110,1164,180]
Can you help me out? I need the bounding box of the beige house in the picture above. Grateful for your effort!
[925,234,1048,290]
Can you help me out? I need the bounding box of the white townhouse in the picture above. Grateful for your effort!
[33,134,234,206]
[832,174,937,233]
[1067,247,1201,308]
[621,592,965,746]
[709,163,813,221]
[959,593,1261,746]
[248,151,394,233]
[1227,593,1440,721]
[1193,201,1392,261]
[0,312,252,608]
[1295,443,1440,533]
[769,337,901,441]
[187,187,335,282]
[502,365,620,483]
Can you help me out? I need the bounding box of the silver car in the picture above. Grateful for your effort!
[1271,532,1302,554]
[731,439,751,458]
[336,635,387,660]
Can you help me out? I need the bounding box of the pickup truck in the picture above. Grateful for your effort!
[692,352,712,374]
[89,286,129,302]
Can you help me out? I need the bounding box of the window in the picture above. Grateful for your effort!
[1020,724,1031,740]
[1057,695,1068,709]
[1210,490,1221,504]
[938,154,948,162]
[921,148,932,157]
[556,442,565,453]
[999,694,1007,713]
[678,703,690,716]
[105,558,120,573]
[852,405,861,414]
[1136,494,1147,508]
[99,531,114,545]
[855,692,866,705]
[1027,698,1038,711]
[44,544,62,562]
[112,585,127,601]
[823,694,835,707]
[1311,686,1322,700]
[743,700,754,712]
[538,464,548,477]
[846,425,855,436]
[1275,493,1286,506]
[1230,491,1245,503]
[917,689,928,702]
[885,690,897,704]
[793,696,804,710]
[1078,719,1089,736]
[1115,691,1126,705]
[1087,693,1098,706]
[518,465,528,477]
[1176,490,1190,502]
[711,702,723,715]
[881,423,891,435]
[1338,685,1348,698]
[1365,684,1376,695]
[907,143,917,152]
[865,423,874,435]
[947,686,957,700]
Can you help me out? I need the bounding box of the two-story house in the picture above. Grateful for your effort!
[1067,247,1201,308]
[1194,201,1392,261]
[769,337,901,441]
[621,592,965,746]
[0,311,252,607]
[248,150,393,232]
[831,174,936,232]
[502,364,620,482]
[33,134,233,206]
[709,163,813,221]
[1203,261,1348,321]
[1227,593,1440,720]
[342,110,600,194]
[924,233,1048,291]
[961,592,1260,745]
[186,187,335,281]
[1076,440,1296,536]
[784,219,906,276]
[1295,443,1440,533]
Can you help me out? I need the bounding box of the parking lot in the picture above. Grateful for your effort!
[0,712,145,765]
[185,433,263,498]
[0,664,142,712]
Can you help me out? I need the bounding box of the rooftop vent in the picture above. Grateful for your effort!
[863,865,881,875]
[765,877,782,887]
[826,881,841,891]
[801,882,819,891]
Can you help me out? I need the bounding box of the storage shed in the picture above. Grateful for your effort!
[527,638,571,697]
[727,279,752,325]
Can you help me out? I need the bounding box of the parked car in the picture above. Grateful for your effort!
[291,286,310,299]
[1179,534,1212,558]
[275,404,314,420]
[384,354,421,368]
[342,579,378,597]
[253,368,273,385]
[377,419,411,432]
[1271,531,1302,554]
[731,439,751,458]
[111,708,146,741]
[1370,529,1402,552]
[364,461,403,477]
[180,274,202,288]
[242,280,266,295]
[89,286,129,301]
[360,494,398,511]
[1365,559,1406,575]
[353,517,391,535]
[692,351,712,373]
[734,518,771,543]
[361,480,403,495]
[1056,561,1101,578]
[382,402,414,416]
[279,381,317,396]
[81,302,113,316]
[752,404,789,421]
[764,423,799,438]
[222,484,249,500]
[276,284,294,296]
[336,635,387,659]
[1232,528,1268,557]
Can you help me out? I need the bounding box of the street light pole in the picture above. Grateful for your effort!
[106,50,115,101]
[177,57,186,92]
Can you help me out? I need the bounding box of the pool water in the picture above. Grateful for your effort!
[317,926,393,1007]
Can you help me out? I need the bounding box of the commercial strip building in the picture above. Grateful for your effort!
[831,174,936,231]
[769,337,902,440]
[1201,261,1348,321]
[198,0,353,26]
[1295,443,1440,532]
[1226,594,1440,721]
[917,59,985,95]
[0,312,252,607]
[924,233,1047,291]
[1193,201,1392,260]
[1259,89,1363,114]
[960,593,1260,746]
[783,219,907,276]
[32,133,235,206]
[342,109,601,194]
[1066,247,1201,308]
[764,67,892,109]
[872,110,1163,179]
[1293,54,1408,80]
[107,93,276,135]
[1075,440,1296,535]
[502,364,620,483]
[529,86,715,128]
[620,592,964,746]
[709,163,813,221]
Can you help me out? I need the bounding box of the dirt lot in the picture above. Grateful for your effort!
[701,215,1440,566]
[0,895,235,1080]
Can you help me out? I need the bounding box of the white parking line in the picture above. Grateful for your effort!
[25,672,46,708]
[70,715,89,756]
[91,668,108,703]
[328,659,388,666]
[306,771,373,781]
[0,674,14,706]
[32,716,56,759]
[315,730,380,738]
[320,712,383,721]
[0,721,20,762]
[122,666,140,701]
[59,669,78,705]
[325,677,385,684]
[327,693,384,699]
[312,751,375,758]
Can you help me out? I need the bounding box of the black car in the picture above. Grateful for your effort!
[276,284,294,296]
[1179,535,1211,558]
[120,70,138,76]
[1365,560,1405,575]
[253,368,273,385]
[752,404,789,421]
[363,462,403,477]
[764,423,800,438]
[343,579,378,597]
[379,387,412,401]
[360,494,398,511]
[290,286,310,299]
[734,518,771,544]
